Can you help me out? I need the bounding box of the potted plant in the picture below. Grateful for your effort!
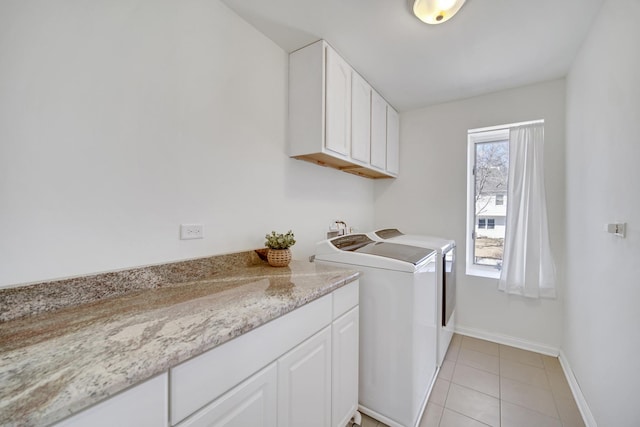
[264,230,296,267]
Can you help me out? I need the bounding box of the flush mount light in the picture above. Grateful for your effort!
[412,0,467,24]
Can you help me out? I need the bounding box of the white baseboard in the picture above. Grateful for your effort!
[454,325,560,356]
[558,350,598,427]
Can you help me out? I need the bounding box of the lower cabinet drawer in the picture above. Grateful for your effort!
[176,363,277,427]
[53,374,168,427]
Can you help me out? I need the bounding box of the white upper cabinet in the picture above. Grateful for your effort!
[325,47,351,157]
[350,73,371,165]
[289,40,399,179]
[386,106,400,176]
[370,90,387,171]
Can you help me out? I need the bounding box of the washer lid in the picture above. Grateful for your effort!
[374,228,404,239]
[368,229,456,253]
[330,234,435,266]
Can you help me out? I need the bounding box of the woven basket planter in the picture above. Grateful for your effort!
[267,248,292,267]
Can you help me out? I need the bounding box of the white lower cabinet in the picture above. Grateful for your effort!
[54,281,359,427]
[332,307,359,427]
[277,327,332,427]
[177,364,277,427]
[170,295,333,425]
[177,280,359,427]
[53,373,168,427]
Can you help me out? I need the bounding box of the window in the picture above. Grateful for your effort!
[466,128,509,278]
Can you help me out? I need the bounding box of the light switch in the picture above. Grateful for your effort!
[605,222,626,238]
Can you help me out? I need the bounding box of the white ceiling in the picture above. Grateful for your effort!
[222,0,604,112]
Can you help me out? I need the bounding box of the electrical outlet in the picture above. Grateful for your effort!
[180,224,203,240]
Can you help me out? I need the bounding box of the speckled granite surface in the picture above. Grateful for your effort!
[0,251,265,322]
[0,252,358,427]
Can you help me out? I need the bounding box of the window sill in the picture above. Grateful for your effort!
[466,266,501,279]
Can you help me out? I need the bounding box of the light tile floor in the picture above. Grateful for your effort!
[355,334,585,427]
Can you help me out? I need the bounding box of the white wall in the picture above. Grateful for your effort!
[0,0,374,287]
[565,0,640,425]
[375,79,566,350]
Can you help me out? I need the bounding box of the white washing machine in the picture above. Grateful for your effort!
[367,229,456,367]
[315,234,438,427]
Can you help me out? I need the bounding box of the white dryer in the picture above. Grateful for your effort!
[367,229,456,367]
[315,234,438,427]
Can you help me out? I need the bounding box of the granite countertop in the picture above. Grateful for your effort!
[0,252,359,427]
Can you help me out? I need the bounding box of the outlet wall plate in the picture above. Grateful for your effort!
[180,224,203,240]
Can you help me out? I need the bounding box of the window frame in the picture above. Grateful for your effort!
[466,128,509,279]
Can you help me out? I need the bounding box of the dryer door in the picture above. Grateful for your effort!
[443,246,456,327]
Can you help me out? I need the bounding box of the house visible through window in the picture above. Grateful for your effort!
[466,127,509,278]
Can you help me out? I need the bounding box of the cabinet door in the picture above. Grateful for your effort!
[277,327,332,427]
[325,46,351,157]
[177,364,277,427]
[386,106,399,175]
[53,374,168,427]
[351,73,371,165]
[332,307,359,427]
[370,90,387,170]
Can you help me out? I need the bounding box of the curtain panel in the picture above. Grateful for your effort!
[498,123,556,298]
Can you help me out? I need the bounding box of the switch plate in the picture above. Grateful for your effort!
[180,224,203,240]
[605,222,626,238]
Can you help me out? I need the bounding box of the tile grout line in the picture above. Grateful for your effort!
[446,360,499,426]
[500,399,563,423]
[500,347,568,425]
[437,347,456,427]
[503,360,563,421]
[543,360,564,424]
[438,337,461,427]
[441,406,494,427]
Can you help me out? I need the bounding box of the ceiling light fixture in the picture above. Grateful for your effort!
[412,0,467,24]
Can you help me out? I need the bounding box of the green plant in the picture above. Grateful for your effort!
[265,230,296,250]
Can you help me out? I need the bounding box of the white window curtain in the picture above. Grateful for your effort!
[498,123,556,298]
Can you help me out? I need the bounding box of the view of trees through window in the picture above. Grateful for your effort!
[474,139,509,267]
